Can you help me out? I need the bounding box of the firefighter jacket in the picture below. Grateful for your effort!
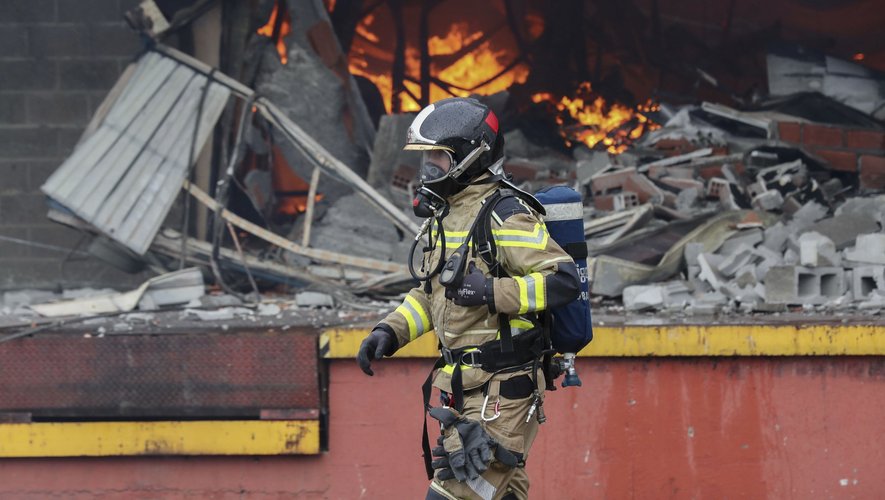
[377,179,579,392]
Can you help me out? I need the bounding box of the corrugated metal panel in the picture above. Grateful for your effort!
[42,51,231,255]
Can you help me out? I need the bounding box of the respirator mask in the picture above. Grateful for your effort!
[413,149,457,218]
[412,143,490,218]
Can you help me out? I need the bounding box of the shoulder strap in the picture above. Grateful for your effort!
[471,189,519,352]
[473,189,518,278]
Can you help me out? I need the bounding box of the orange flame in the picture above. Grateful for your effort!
[349,20,528,113]
[532,83,660,154]
[257,3,292,65]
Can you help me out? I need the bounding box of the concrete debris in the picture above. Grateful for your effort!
[623,285,666,311]
[257,303,283,316]
[762,222,789,252]
[184,307,255,321]
[765,266,845,305]
[30,268,204,317]
[851,266,885,300]
[798,232,841,267]
[808,213,879,250]
[844,234,885,265]
[295,291,336,308]
[719,229,763,256]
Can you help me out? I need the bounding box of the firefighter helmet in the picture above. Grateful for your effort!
[405,97,503,201]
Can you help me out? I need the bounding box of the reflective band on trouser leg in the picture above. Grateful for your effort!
[492,223,549,249]
[395,295,429,341]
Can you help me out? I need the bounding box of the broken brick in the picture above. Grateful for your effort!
[593,192,639,211]
[777,121,802,143]
[815,149,857,172]
[653,138,697,156]
[697,164,725,179]
[845,129,885,151]
[859,155,885,191]
[803,123,844,148]
[591,168,637,196]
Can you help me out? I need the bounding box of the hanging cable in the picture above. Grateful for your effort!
[209,93,258,301]
[179,68,215,269]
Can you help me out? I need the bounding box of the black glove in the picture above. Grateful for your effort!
[356,326,396,376]
[445,261,492,307]
[431,434,456,481]
[429,407,497,482]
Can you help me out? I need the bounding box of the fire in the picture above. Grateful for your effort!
[532,83,660,154]
[257,3,292,65]
[349,19,528,113]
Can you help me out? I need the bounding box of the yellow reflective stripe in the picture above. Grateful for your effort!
[511,318,534,330]
[533,256,573,271]
[395,304,418,340]
[514,276,529,314]
[492,223,548,249]
[530,272,545,310]
[440,347,479,374]
[405,295,430,336]
[499,318,536,339]
[430,229,472,246]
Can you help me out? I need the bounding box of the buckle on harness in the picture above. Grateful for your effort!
[441,347,454,366]
[460,349,483,368]
[476,241,494,264]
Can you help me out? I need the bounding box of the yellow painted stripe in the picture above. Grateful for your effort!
[0,420,319,457]
[395,304,418,340]
[514,276,529,314]
[530,272,545,310]
[405,295,430,335]
[321,324,885,358]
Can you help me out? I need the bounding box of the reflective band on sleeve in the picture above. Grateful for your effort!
[395,295,430,341]
[514,273,545,314]
[530,272,546,310]
[492,223,548,249]
[514,276,529,314]
[543,201,583,222]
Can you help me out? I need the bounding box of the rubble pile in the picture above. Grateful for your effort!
[572,100,885,315]
[26,5,885,318]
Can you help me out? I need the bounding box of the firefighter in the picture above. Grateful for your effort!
[357,97,580,500]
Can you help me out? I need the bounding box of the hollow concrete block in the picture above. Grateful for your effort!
[764,266,846,305]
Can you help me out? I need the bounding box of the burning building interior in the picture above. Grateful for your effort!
[3,0,883,317]
[1,0,885,496]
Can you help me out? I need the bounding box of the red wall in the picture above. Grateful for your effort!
[1,357,884,499]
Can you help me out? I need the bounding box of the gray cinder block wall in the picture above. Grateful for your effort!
[0,0,147,290]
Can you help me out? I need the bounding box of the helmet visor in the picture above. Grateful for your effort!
[422,149,453,173]
[420,149,454,184]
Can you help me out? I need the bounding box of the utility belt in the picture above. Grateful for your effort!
[440,328,545,374]
[421,328,547,480]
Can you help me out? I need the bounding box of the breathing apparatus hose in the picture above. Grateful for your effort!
[408,212,447,282]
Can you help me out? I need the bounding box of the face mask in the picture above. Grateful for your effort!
[413,149,458,217]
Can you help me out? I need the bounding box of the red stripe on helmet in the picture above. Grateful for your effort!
[484,111,499,133]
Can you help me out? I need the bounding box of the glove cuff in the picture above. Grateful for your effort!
[373,323,399,356]
[485,278,496,314]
